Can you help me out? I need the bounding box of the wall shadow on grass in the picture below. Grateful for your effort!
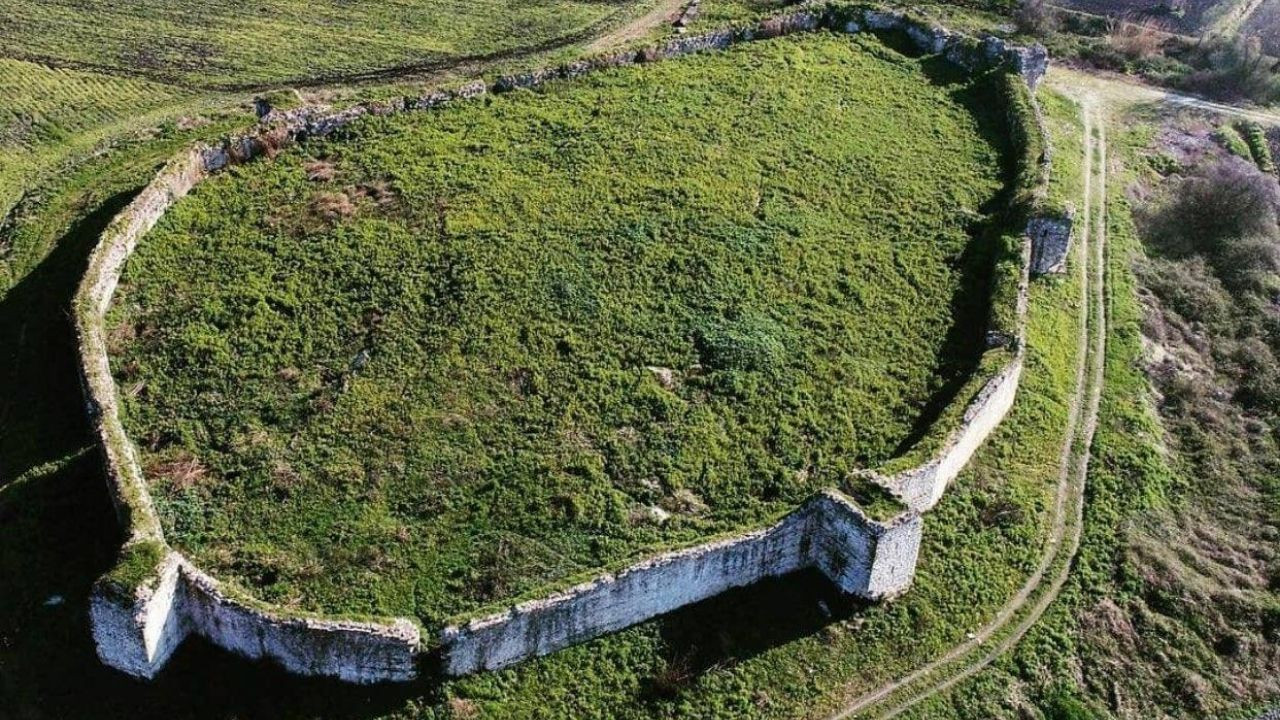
[0,451,427,718]
[641,569,868,704]
[891,58,1025,458]
[0,190,133,488]
[0,454,860,719]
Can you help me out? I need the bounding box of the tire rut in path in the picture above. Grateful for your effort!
[823,100,1109,720]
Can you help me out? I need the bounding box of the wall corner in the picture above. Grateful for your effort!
[865,514,924,598]
[90,552,190,679]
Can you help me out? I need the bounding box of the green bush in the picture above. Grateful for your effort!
[1179,34,1280,105]
[1213,124,1252,160]
[695,316,787,374]
[1237,120,1277,175]
[1040,688,1100,720]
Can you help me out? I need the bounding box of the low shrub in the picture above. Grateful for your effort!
[1212,123,1252,160]
[1179,34,1280,104]
[1140,156,1280,261]
[694,316,787,374]
[1039,687,1101,720]
[1106,18,1167,61]
[1238,120,1277,175]
[1013,0,1059,38]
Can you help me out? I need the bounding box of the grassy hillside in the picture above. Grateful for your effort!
[105,32,1013,629]
[903,105,1280,719]
[0,57,209,234]
[0,0,649,88]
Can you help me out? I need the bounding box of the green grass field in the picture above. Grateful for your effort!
[104,32,1014,629]
[0,58,211,236]
[0,0,650,88]
[0,82,1079,720]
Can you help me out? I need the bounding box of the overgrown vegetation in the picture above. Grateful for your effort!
[1241,0,1280,56]
[1239,119,1277,173]
[1090,28,1280,105]
[0,20,1097,720]
[1140,154,1280,295]
[1013,0,1059,38]
[906,104,1280,719]
[105,32,1016,628]
[1009,0,1280,106]
[1180,34,1280,104]
[0,121,260,717]
[416,82,1079,720]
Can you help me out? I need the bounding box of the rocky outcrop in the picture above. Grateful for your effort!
[860,8,1048,88]
[675,0,701,29]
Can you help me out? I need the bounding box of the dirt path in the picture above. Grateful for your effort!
[822,66,1280,717]
[824,98,1109,720]
[586,0,688,53]
[1050,67,1280,125]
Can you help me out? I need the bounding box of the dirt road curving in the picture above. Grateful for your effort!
[825,97,1109,720]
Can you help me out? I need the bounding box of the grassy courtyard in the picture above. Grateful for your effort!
[104,32,1017,630]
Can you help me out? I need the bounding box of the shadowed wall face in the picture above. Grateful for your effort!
[441,495,922,676]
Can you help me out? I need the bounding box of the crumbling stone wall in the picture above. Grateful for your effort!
[870,357,1025,512]
[77,7,1048,684]
[442,491,922,675]
[89,555,188,680]
[90,553,420,683]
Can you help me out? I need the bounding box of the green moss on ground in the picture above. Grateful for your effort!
[100,539,167,596]
[107,32,1015,629]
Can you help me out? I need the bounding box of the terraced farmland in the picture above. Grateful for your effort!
[0,58,205,280]
[104,32,1018,630]
[0,0,647,88]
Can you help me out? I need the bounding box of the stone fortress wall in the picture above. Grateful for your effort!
[443,492,923,674]
[75,3,1056,685]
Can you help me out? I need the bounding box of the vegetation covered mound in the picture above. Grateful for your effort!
[106,32,1014,629]
[0,0,642,87]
